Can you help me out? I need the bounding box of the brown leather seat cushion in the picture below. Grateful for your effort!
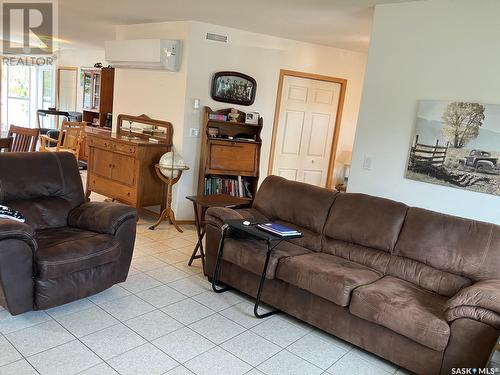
[222,238,311,279]
[349,276,450,351]
[36,227,120,280]
[276,253,382,306]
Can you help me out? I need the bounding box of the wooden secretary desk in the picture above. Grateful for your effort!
[85,114,173,214]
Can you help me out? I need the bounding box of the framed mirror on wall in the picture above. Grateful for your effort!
[56,66,78,112]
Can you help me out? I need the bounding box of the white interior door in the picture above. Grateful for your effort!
[57,67,77,111]
[272,75,341,187]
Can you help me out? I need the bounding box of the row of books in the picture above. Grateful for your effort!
[204,176,253,198]
[208,113,228,121]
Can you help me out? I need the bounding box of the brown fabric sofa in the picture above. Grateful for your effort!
[204,175,500,375]
[0,152,136,315]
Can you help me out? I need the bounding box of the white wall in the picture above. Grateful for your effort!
[111,21,367,220]
[348,0,500,224]
[181,22,367,219]
[112,21,191,152]
[56,49,106,112]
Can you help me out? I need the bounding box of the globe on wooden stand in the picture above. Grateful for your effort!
[149,150,189,232]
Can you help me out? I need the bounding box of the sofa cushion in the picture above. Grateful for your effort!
[349,276,450,351]
[274,220,323,252]
[386,255,471,297]
[322,238,391,274]
[276,253,382,306]
[252,176,337,235]
[394,207,500,281]
[36,227,120,280]
[222,238,311,279]
[324,193,408,252]
[235,208,269,223]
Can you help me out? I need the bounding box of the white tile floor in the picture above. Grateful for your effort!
[0,212,497,375]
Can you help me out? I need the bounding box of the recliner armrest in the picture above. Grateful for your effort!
[68,202,136,235]
[445,279,500,329]
[0,218,37,251]
[205,207,244,228]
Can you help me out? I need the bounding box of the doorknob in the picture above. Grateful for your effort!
[311,160,315,164]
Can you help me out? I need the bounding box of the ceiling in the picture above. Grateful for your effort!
[58,0,419,52]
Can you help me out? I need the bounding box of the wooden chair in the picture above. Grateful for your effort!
[39,121,85,160]
[8,125,40,152]
[0,137,13,152]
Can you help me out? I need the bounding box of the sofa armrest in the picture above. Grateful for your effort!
[0,218,37,251]
[445,280,500,329]
[205,207,244,229]
[68,202,136,235]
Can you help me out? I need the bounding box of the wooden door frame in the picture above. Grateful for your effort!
[267,69,347,189]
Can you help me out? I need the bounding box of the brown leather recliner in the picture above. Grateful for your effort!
[0,152,137,315]
[204,175,500,375]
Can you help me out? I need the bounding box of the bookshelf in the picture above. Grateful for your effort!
[197,106,263,203]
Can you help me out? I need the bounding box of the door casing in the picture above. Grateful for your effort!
[268,69,347,189]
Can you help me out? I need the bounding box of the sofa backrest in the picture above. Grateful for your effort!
[394,207,500,283]
[252,177,499,297]
[324,193,408,252]
[322,193,407,273]
[253,176,337,251]
[0,152,84,230]
[322,194,489,296]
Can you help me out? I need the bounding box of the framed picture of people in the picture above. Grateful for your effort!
[211,71,257,106]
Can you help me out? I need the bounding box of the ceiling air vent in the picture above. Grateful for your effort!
[206,33,228,43]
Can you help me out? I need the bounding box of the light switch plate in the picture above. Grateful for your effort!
[363,156,372,170]
[189,128,200,137]
[193,98,200,110]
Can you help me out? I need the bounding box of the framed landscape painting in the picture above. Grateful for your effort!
[406,100,500,196]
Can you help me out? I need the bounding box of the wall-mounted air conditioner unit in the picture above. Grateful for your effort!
[104,39,181,71]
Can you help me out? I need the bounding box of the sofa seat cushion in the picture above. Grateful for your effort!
[222,238,311,279]
[349,276,450,351]
[276,253,382,306]
[36,227,120,280]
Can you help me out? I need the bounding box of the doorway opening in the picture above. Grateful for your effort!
[268,69,347,189]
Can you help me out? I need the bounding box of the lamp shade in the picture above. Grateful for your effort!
[337,150,352,166]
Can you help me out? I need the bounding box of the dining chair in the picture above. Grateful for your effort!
[0,137,13,152]
[39,121,85,160]
[8,125,40,152]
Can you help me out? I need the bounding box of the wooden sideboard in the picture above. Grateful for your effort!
[85,132,169,213]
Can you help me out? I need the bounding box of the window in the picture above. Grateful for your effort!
[1,63,55,132]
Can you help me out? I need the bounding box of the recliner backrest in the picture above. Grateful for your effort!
[0,152,84,230]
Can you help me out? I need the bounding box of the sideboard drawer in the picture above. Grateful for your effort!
[208,140,258,175]
[88,136,111,150]
[88,174,137,205]
[113,142,137,155]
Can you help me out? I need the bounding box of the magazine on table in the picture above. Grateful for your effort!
[256,222,302,237]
